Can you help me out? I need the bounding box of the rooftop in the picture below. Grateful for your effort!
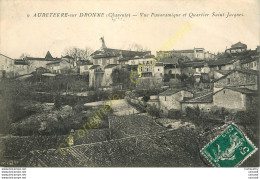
[159,88,190,96]
[231,42,247,49]
[104,64,119,69]
[215,87,258,95]
[91,48,151,59]
[89,65,101,70]
[181,92,213,103]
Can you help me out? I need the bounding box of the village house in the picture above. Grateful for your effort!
[23,51,60,74]
[102,64,121,87]
[89,65,103,88]
[158,88,193,115]
[213,70,231,80]
[90,37,151,68]
[79,64,94,75]
[213,87,258,111]
[156,48,215,61]
[147,95,160,108]
[153,62,164,78]
[225,42,247,54]
[180,60,210,76]
[208,58,240,72]
[181,92,213,113]
[14,60,29,76]
[160,56,181,80]
[241,57,259,71]
[213,68,259,92]
[0,54,14,78]
[46,58,73,74]
[89,37,151,88]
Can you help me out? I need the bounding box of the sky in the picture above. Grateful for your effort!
[0,0,259,59]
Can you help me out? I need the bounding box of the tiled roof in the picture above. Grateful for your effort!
[45,51,53,60]
[208,58,237,66]
[0,54,13,60]
[160,57,179,64]
[89,65,100,69]
[174,49,194,53]
[214,70,232,76]
[91,48,151,59]
[235,68,258,75]
[14,60,28,65]
[62,55,74,59]
[46,60,61,65]
[119,55,155,62]
[164,64,179,69]
[231,42,247,49]
[213,68,258,82]
[104,64,119,69]
[241,57,258,64]
[159,88,188,96]
[181,92,213,103]
[155,62,163,66]
[181,60,205,67]
[215,87,257,95]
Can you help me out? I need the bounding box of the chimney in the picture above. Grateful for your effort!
[100,37,107,49]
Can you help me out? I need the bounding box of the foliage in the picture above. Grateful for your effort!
[177,73,188,82]
[168,109,181,119]
[147,104,160,118]
[142,95,150,102]
[111,69,135,89]
[63,46,93,61]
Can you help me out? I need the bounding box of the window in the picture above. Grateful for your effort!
[227,78,231,84]
[223,90,225,94]
[158,69,160,71]
[165,96,166,101]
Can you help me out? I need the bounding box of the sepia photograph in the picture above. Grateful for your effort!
[0,0,259,175]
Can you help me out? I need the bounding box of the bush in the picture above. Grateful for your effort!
[142,95,150,102]
[168,109,182,119]
[147,104,160,118]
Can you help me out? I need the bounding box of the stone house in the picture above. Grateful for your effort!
[213,87,257,110]
[25,51,59,73]
[158,89,193,115]
[14,60,29,77]
[46,59,72,74]
[156,48,214,61]
[208,58,240,76]
[0,54,14,78]
[213,69,259,92]
[241,57,259,71]
[102,64,120,87]
[153,62,164,78]
[180,60,209,76]
[161,57,181,80]
[89,65,103,88]
[147,95,160,108]
[225,42,247,54]
[79,64,93,75]
[181,92,213,113]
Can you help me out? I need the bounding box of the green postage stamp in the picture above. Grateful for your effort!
[201,124,258,167]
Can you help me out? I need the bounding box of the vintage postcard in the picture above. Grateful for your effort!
[0,0,259,169]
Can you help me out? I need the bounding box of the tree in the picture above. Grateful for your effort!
[20,53,30,59]
[177,73,188,82]
[147,104,160,118]
[63,47,93,61]
[127,42,147,51]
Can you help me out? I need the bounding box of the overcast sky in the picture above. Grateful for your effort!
[0,0,259,59]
